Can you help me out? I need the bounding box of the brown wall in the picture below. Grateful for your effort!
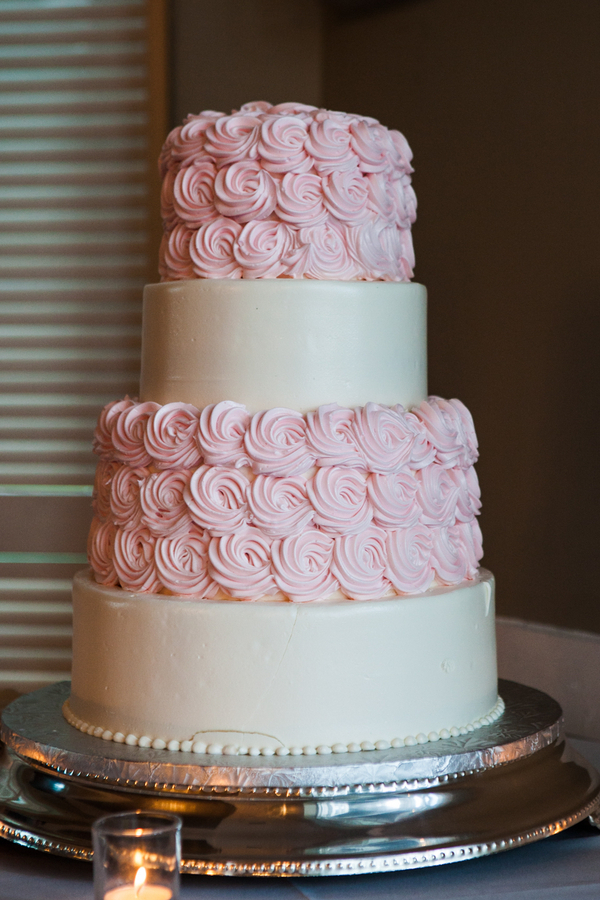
[323,0,600,632]
[170,0,600,631]
[170,0,323,125]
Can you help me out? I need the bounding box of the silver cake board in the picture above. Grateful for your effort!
[0,680,599,877]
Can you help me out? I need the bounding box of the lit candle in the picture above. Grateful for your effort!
[104,867,173,900]
[93,811,181,900]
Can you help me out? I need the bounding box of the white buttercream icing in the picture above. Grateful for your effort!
[140,280,427,414]
[63,694,505,757]
[68,569,499,753]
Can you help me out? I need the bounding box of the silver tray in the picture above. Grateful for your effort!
[1,680,599,876]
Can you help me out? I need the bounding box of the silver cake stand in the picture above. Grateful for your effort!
[1,680,599,877]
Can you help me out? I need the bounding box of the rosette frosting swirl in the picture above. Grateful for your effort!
[93,397,135,459]
[402,409,437,469]
[413,397,478,468]
[172,160,218,225]
[344,220,392,282]
[470,517,484,560]
[160,167,178,230]
[416,464,460,527]
[208,529,277,599]
[92,459,120,522]
[109,465,149,530]
[277,173,327,226]
[140,469,193,537]
[466,466,482,516]
[367,470,421,528]
[111,401,159,467]
[332,526,391,600]
[159,224,194,281]
[385,525,435,594]
[169,111,222,166]
[431,526,467,585]
[308,466,372,535]
[287,221,358,280]
[248,474,314,538]
[158,102,417,282]
[305,403,362,468]
[197,401,250,467]
[272,531,337,601]
[189,217,242,278]
[350,120,389,174]
[214,160,277,223]
[233,220,294,279]
[352,403,415,474]
[245,408,315,476]
[322,168,370,224]
[144,403,201,469]
[204,114,261,165]
[113,525,161,593]
[450,466,480,522]
[366,172,395,223]
[184,465,250,536]
[305,115,356,175]
[88,518,118,586]
[155,526,219,596]
[455,520,481,578]
[258,115,310,174]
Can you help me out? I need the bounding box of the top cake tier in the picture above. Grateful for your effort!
[144,102,425,412]
[158,101,416,283]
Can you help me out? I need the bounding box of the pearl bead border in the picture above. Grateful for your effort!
[62,695,505,758]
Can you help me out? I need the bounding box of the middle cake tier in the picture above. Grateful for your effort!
[139,279,427,413]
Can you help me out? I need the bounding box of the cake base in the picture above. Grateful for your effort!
[1,681,599,876]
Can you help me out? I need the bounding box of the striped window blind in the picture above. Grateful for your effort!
[0,0,166,699]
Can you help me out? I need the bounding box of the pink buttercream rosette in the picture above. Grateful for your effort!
[88,395,483,599]
[158,102,416,282]
[155,525,219,597]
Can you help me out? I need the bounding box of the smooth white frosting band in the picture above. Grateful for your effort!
[140,280,427,414]
[69,568,497,752]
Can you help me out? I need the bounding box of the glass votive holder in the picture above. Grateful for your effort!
[92,810,182,900]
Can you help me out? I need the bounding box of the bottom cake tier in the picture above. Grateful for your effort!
[66,568,500,757]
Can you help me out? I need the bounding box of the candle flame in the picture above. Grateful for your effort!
[134,866,146,896]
